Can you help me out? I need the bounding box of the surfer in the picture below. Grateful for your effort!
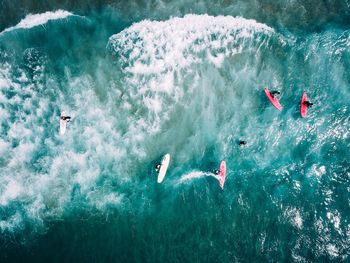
[213,169,219,175]
[155,164,161,172]
[264,88,283,110]
[238,140,247,146]
[302,101,313,108]
[60,116,71,122]
[270,91,280,98]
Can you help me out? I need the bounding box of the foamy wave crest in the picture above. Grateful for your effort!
[109,14,275,73]
[2,10,74,34]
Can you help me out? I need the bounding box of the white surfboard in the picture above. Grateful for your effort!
[59,111,67,135]
[157,154,170,183]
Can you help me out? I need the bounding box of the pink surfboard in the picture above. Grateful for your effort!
[264,88,283,111]
[300,91,308,118]
[219,160,226,189]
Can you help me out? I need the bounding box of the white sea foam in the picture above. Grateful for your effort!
[0,57,54,232]
[309,164,327,178]
[2,10,74,34]
[93,193,124,210]
[285,207,303,229]
[207,52,226,67]
[179,171,218,184]
[0,212,22,232]
[0,138,9,155]
[0,180,22,206]
[326,244,339,258]
[109,14,274,74]
[0,78,10,89]
[294,180,301,190]
[327,211,341,231]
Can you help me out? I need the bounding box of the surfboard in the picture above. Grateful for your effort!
[264,88,283,111]
[157,154,170,183]
[219,160,226,189]
[300,91,308,118]
[59,111,67,135]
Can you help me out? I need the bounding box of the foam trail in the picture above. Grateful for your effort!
[179,171,219,184]
[1,10,74,34]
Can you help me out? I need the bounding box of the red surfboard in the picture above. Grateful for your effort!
[264,88,283,111]
[219,160,226,189]
[300,91,308,118]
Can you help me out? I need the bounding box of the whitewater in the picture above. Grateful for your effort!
[0,2,349,262]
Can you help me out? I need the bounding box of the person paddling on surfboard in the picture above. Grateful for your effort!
[270,91,280,98]
[156,154,170,183]
[211,161,227,188]
[59,111,71,135]
[264,88,283,110]
[302,101,313,108]
[60,115,71,122]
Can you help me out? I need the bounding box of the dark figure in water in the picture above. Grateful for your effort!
[213,169,220,175]
[60,116,71,122]
[303,101,313,108]
[155,164,161,172]
[270,91,280,98]
[239,140,247,146]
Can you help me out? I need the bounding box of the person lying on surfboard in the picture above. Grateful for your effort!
[270,90,280,98]
[302,100,313,108]
[60,115,71,122]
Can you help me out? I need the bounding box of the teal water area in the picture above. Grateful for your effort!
[0,1,350,262]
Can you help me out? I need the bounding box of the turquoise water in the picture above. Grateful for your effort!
[0,1,349,262]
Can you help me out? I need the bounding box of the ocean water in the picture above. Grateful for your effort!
[0,1,349,262]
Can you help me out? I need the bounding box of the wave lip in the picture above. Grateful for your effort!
[108,14,276,73]
[1,10,74,34]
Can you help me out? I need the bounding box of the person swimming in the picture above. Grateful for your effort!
[155,164,161,172]
[238,140,247,146]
